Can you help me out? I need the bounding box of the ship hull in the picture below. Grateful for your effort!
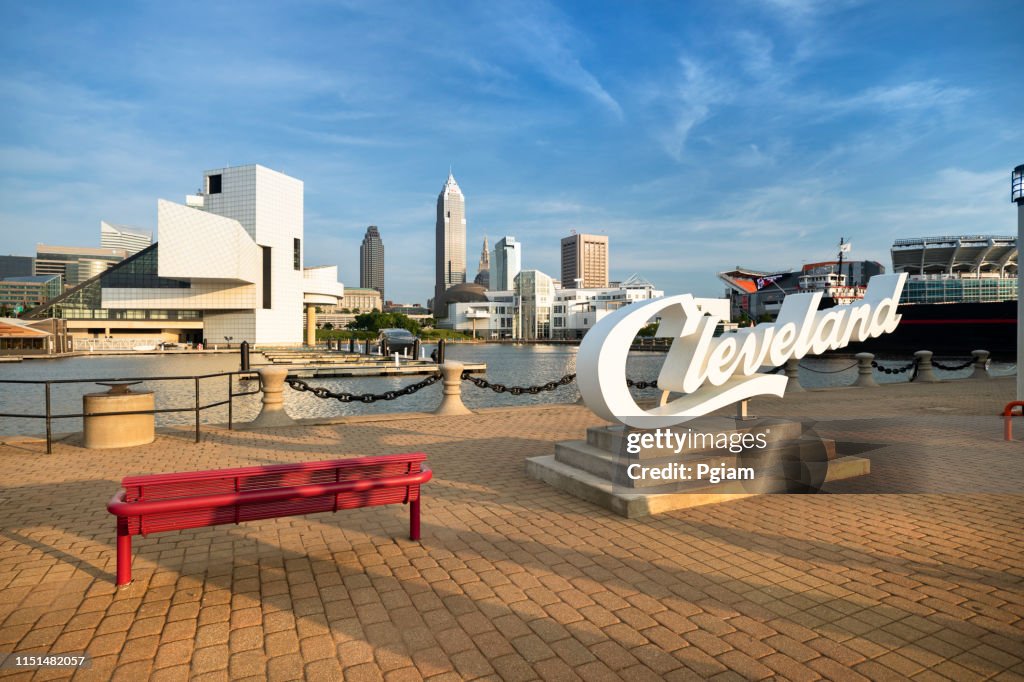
[842,300,1017,359]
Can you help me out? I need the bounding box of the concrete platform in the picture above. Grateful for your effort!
[527,417,870,517]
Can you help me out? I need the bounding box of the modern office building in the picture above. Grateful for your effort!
[360,225,385,300]
[491,236,521,292]
[434,171,467,317]
[560,233,609,289]
[26,164,343,346]
[0,275,63,314]
[473,236,490,289]
[442,274,669,340]
[100,221,153,255]
[34,244,127,285]
[0,256,34,279]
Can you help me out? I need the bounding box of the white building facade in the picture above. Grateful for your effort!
[442,273,683,340]
[100,222,153,255]
[28,165,343,347]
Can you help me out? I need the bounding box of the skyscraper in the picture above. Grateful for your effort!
[360,225,384,300]
[491,236,522,291]
[560,233,609,289]
[474,235,490,289]
[100,221,152,255]
[434,171,466,317]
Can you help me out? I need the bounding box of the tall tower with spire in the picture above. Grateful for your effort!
[474,235,490,289]
[434,171,466,317]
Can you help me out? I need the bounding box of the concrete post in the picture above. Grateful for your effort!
[784,358,804,392]
[247,366,297,428]
[853,353,878,387]
[970,350,991,380]
[435,361,472,415]
[305,305,316,347]
[914,350,939,383]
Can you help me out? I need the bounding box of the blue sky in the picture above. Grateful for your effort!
[1,0,1021,302]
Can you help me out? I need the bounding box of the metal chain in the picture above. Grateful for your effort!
[460,372,577,395]
[626,378,659,390]
[931,359,975,371]
[871,360,916,375]
[459,372,660,393]
[285,373,441,403]
[798,362,859,374]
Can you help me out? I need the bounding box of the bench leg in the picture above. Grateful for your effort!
[116,518,132,587]
[410,498,421,541]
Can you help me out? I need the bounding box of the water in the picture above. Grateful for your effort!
[0,346,1013,437]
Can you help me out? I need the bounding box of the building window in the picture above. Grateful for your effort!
[207,174,222,194]
[293,238,301,270]
[262,246,272,309]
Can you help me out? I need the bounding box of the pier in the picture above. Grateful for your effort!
[0,376,1020,679]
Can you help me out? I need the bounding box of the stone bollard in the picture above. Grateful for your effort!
[853,353,878,387]
[435,361,472,416]
[970,350,991,380]
[913,350,939,383]
[784,358,804,392]
[248,366,297,428]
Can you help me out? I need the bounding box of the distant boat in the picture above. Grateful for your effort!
[133,344,157,352]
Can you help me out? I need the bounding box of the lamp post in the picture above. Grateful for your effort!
[1013,164,1024,400]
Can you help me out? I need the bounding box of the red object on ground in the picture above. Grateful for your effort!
[1004,402,1024,442]
[107,453,431,587]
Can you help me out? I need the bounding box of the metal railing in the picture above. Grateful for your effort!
[0,371,260,454]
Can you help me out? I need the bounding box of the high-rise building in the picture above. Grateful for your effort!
[100,221,152,255]
[434,172,466,317]
[0,256,34,279]
[34,244,127,285]
[491,236,522,291]
[360,225,384,300]
[560,233,609,289]
[474,236,490,289]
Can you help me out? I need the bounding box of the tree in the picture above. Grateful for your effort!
[347,311,421,335]
[323,322,334,330]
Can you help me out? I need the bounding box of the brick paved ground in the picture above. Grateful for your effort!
[0,377,1021,680]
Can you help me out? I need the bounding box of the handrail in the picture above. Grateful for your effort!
[0,370,260,454]
[1004,401,1024,441]
[107,467,433,516]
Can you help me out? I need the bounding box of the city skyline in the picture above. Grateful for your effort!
[1,2,1021,303]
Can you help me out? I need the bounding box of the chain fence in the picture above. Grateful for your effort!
[285,374,441,403]
[282,352,983,406]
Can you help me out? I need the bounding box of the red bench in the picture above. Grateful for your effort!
[107,453,431,586]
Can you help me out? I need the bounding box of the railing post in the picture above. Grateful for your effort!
[194,377,201,442]
[913,350,939,383]
[784,358,804,393]
[246,367,297,428]
[853,353,878,387]
[45,382,52,454]
[227,374,234,430]
[435,361,472,416]
[970,349,991,380]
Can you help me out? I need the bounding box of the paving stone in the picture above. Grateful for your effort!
[0,389,1020,680]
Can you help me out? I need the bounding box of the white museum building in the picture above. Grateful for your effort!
[28,165,344,347]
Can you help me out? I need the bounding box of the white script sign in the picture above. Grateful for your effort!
[577,273,907,428]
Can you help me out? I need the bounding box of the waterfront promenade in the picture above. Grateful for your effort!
[0,378,1021,680]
